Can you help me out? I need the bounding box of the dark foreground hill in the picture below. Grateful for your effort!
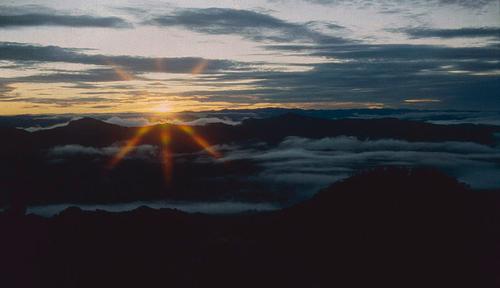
[1,168,498,288]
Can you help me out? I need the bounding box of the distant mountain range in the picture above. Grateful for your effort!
[1,113,499,157]
[1,113,499,207]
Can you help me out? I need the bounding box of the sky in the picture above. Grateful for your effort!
[0,0,499,115]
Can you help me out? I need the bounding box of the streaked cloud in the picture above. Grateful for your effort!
[300,0,497,9]
[146,8,350,44]
[0,42,241,74]
[395,27,500,39]
[0,6,131,28]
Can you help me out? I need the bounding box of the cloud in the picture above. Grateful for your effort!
[27,201,279,217]
[48,144,157,160]
[1,38,499,110]
[0,42,241,75]
[48,145,104,156]
[301,0,496,8]
[0,5,131,28]
[104,116,152,127]
[23,121,74,132]
[0,83,15,98]
[210,43,500,109]
[146,8,349,44]
[218,136,500,197]
[169,117,241,126]
[395,27,500,39]
[264,43,500,61]
[0,14,131,29]
[0,94,114,107]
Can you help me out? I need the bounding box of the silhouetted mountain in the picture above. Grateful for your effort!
[235,113,499,144]
[2,113,495,152]
[0,126,33,156]
[34,117,132,147]
[1,168,497,288]
[0,114,499,207]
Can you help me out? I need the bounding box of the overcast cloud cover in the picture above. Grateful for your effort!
[0,0,498,114]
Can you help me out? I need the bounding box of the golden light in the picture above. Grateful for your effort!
[153,102,171,113]
[104,55,221,177]
[179,125,221,158]
[108,126,152,168]
[160,127,173,183]
[108,123,221,171]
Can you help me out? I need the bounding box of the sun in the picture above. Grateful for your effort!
[153,102,171,113]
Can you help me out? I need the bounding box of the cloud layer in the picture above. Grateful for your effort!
[218,136,500,200]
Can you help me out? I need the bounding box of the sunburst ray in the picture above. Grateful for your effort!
[108,126,152,168]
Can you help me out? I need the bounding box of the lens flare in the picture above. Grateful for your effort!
[179,125,221,158]
[160,127,173,183]
[108,126,152,168]
[105,60,135,81]
[191,59,209,75]
[155,58,166,72]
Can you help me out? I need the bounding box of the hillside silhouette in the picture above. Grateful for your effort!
[2,114,499,152]
[1,168,498,288]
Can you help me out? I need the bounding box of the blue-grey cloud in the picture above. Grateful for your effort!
[264,43,500,61]
[301,0,496,8]
[220,136,500,199]
[0,5,131,28]
[146,8,349,44]
[0,95,114,107]
[396,27,500,39]
[0,42,242,74]
[186,40,500,109]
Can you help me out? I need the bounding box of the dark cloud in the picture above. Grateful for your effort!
[0,83,15,97]
[188,52,499,109]
[0,95,113,107]
[146,8,349,44]
[396,27,500,39]
[264,43,500,61]
[230,43,499,109]
[48,144,157,159]
[0,6,131,28]
[0,42,241,74]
